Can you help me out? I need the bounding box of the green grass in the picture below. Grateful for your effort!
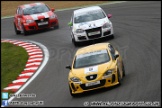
[1,42,28,91]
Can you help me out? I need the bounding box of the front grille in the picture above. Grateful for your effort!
[35,18,49,29]
[86,27,102,39]
[29,26,35,30]
[86,74,97,81]
[37,25,49,29]
[35,18,49,23]
[78,36,86,40]
[80,79,106,90]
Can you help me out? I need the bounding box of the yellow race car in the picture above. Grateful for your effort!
[66,43,125,97]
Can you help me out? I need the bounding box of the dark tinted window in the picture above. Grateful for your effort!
[23,4,50,15]
[108,44,115,60]
[74,9,106,23]
[73,49,110,68]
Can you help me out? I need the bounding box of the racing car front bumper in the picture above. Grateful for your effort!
[69,72,119,94]
[73,26,114,42]
[23,18,59,31]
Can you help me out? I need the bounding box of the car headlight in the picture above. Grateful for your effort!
[102,22,111,28]
[76,29,84,33]
[70,77,81,82]
[103,69,115,76]
[49,14,56,19]
[26,19,34,24]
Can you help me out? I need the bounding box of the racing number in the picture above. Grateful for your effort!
[89,67,93,71]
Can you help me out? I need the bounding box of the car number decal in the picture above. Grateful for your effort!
[84,66,98,74]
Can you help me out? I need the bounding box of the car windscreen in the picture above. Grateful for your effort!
[74,10,106,23]
[23,4,50,15]
[73,49,110,68]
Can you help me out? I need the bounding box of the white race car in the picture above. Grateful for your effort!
[68,6,114,46]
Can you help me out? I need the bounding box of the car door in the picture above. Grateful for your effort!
[15,7,23,31]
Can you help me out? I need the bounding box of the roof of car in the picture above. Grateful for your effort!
[76,43,110,55]
[74,6,102,15]
[19,2,45,9]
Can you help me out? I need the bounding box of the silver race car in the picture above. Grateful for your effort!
[68,6,114,46]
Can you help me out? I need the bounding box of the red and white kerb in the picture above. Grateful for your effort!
[1,39,43,92]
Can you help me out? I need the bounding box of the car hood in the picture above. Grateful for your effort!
[23,11,53,20]
[71,61,113,80]
[73,18,109,30]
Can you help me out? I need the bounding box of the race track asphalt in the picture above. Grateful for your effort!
[1,1,161,107]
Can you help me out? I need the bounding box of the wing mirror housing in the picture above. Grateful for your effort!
[107,14,112,18]
[51,8,55,12]
[114,54,119,60]
[68,22,73,26]
[66,65,71,70]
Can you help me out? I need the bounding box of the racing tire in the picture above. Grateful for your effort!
[110,34,114,39]
[22,24,29,36]
[69,85,77,97]
[122,61,126,77]
[54,24,59,29]
[117,69,122,85]
[72,35,78,47]
[14,23,21,35]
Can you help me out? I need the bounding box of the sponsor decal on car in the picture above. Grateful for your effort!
[84,66,98,74]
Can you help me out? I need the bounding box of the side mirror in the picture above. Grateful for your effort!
[51,8,55,12]
[107,14,112,18]
[66,65,71,70]
[68,22,73,26]
[114,54,119,60]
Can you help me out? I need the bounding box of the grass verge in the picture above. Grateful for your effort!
[1,42,28,91]
[1,1,109,17]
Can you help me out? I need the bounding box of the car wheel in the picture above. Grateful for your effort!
[72,34,78,46]
[14,23,21,35]
[110,34,114,39]
[54,24,59,29]
[22,24,29,36]
[122,61,125,77]
[73,39,78,46]
[117,69,122,85]
[69,85,77,97]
